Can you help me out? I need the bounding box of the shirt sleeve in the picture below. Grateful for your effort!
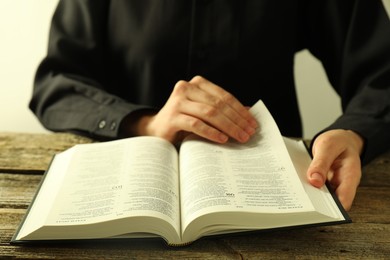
[29,0,152,140]
[306,0,390,164]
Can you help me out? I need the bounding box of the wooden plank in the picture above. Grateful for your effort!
[350,187,390,224]
[0,231,244,260]
[1,174,389,259]
[361,150,390,187]
[0,132,92,173]
[1,221,389,258]
[222,223,390,259]
[0,174,42,209]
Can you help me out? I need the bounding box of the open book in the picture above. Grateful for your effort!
[12,100,350,246]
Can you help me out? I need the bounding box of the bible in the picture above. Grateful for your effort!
[12,100,350,246]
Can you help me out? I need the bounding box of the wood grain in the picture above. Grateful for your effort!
[0,132,92,173]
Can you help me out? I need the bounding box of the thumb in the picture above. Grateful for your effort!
[307,142,341,188]
[307,160,329,188]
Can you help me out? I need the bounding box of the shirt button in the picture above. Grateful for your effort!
[98,120,106,129]
[110,122,117,131]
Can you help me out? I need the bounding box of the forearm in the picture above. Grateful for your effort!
[308,0,390,164]
[315,78,390,165]
[118,109,157,138]
[30,1,154,140]
[31,93,150,141]
[30,70,153,140]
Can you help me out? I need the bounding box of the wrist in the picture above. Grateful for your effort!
[119,110,156,138]
[346,130,365,155]
[311,129,365,157]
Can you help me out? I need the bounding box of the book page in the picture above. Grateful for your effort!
[15,148,75,240]
[179,100,315,232]
[283,137,346,219]
[43,137,181,238]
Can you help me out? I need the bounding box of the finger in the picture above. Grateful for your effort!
[172,80,256,142]
[181,100,253,143]
[173,113,229,144]
[330,157,361,211]
[190,76,258,128]
[175,80,255,135]
[307,139,344,188]
[334,178,358,211]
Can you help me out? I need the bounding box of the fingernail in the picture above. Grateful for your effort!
[245,126,256,135]
[310,172,324,185]
[219,133,228,143]
[239,131,250,142]
[249,119,258,128]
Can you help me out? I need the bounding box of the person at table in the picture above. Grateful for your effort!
[29,0,390,211]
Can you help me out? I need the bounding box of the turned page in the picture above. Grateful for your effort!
[36,137,181,238]
[179,100,315,231]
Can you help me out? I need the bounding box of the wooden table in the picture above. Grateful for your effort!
[1,132,389,259]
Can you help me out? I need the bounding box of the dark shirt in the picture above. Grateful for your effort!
[30,0,390,164]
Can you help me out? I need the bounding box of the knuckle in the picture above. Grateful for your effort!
[204,127,220,140]
[188,117,203,129]
[173,80,189,94]
[191,75,205,83]
[312,157,328,168]
[317,135,332,145]
[169,99,182,112]
[213,97,225,109]
[221,92,234,103]
[315,132,341,149]
[204,106,218,117]
[310,159,331,175]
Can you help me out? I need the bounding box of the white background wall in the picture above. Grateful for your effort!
[0,0,343,139]
[294,50,342,137]
[0,0,58,134]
